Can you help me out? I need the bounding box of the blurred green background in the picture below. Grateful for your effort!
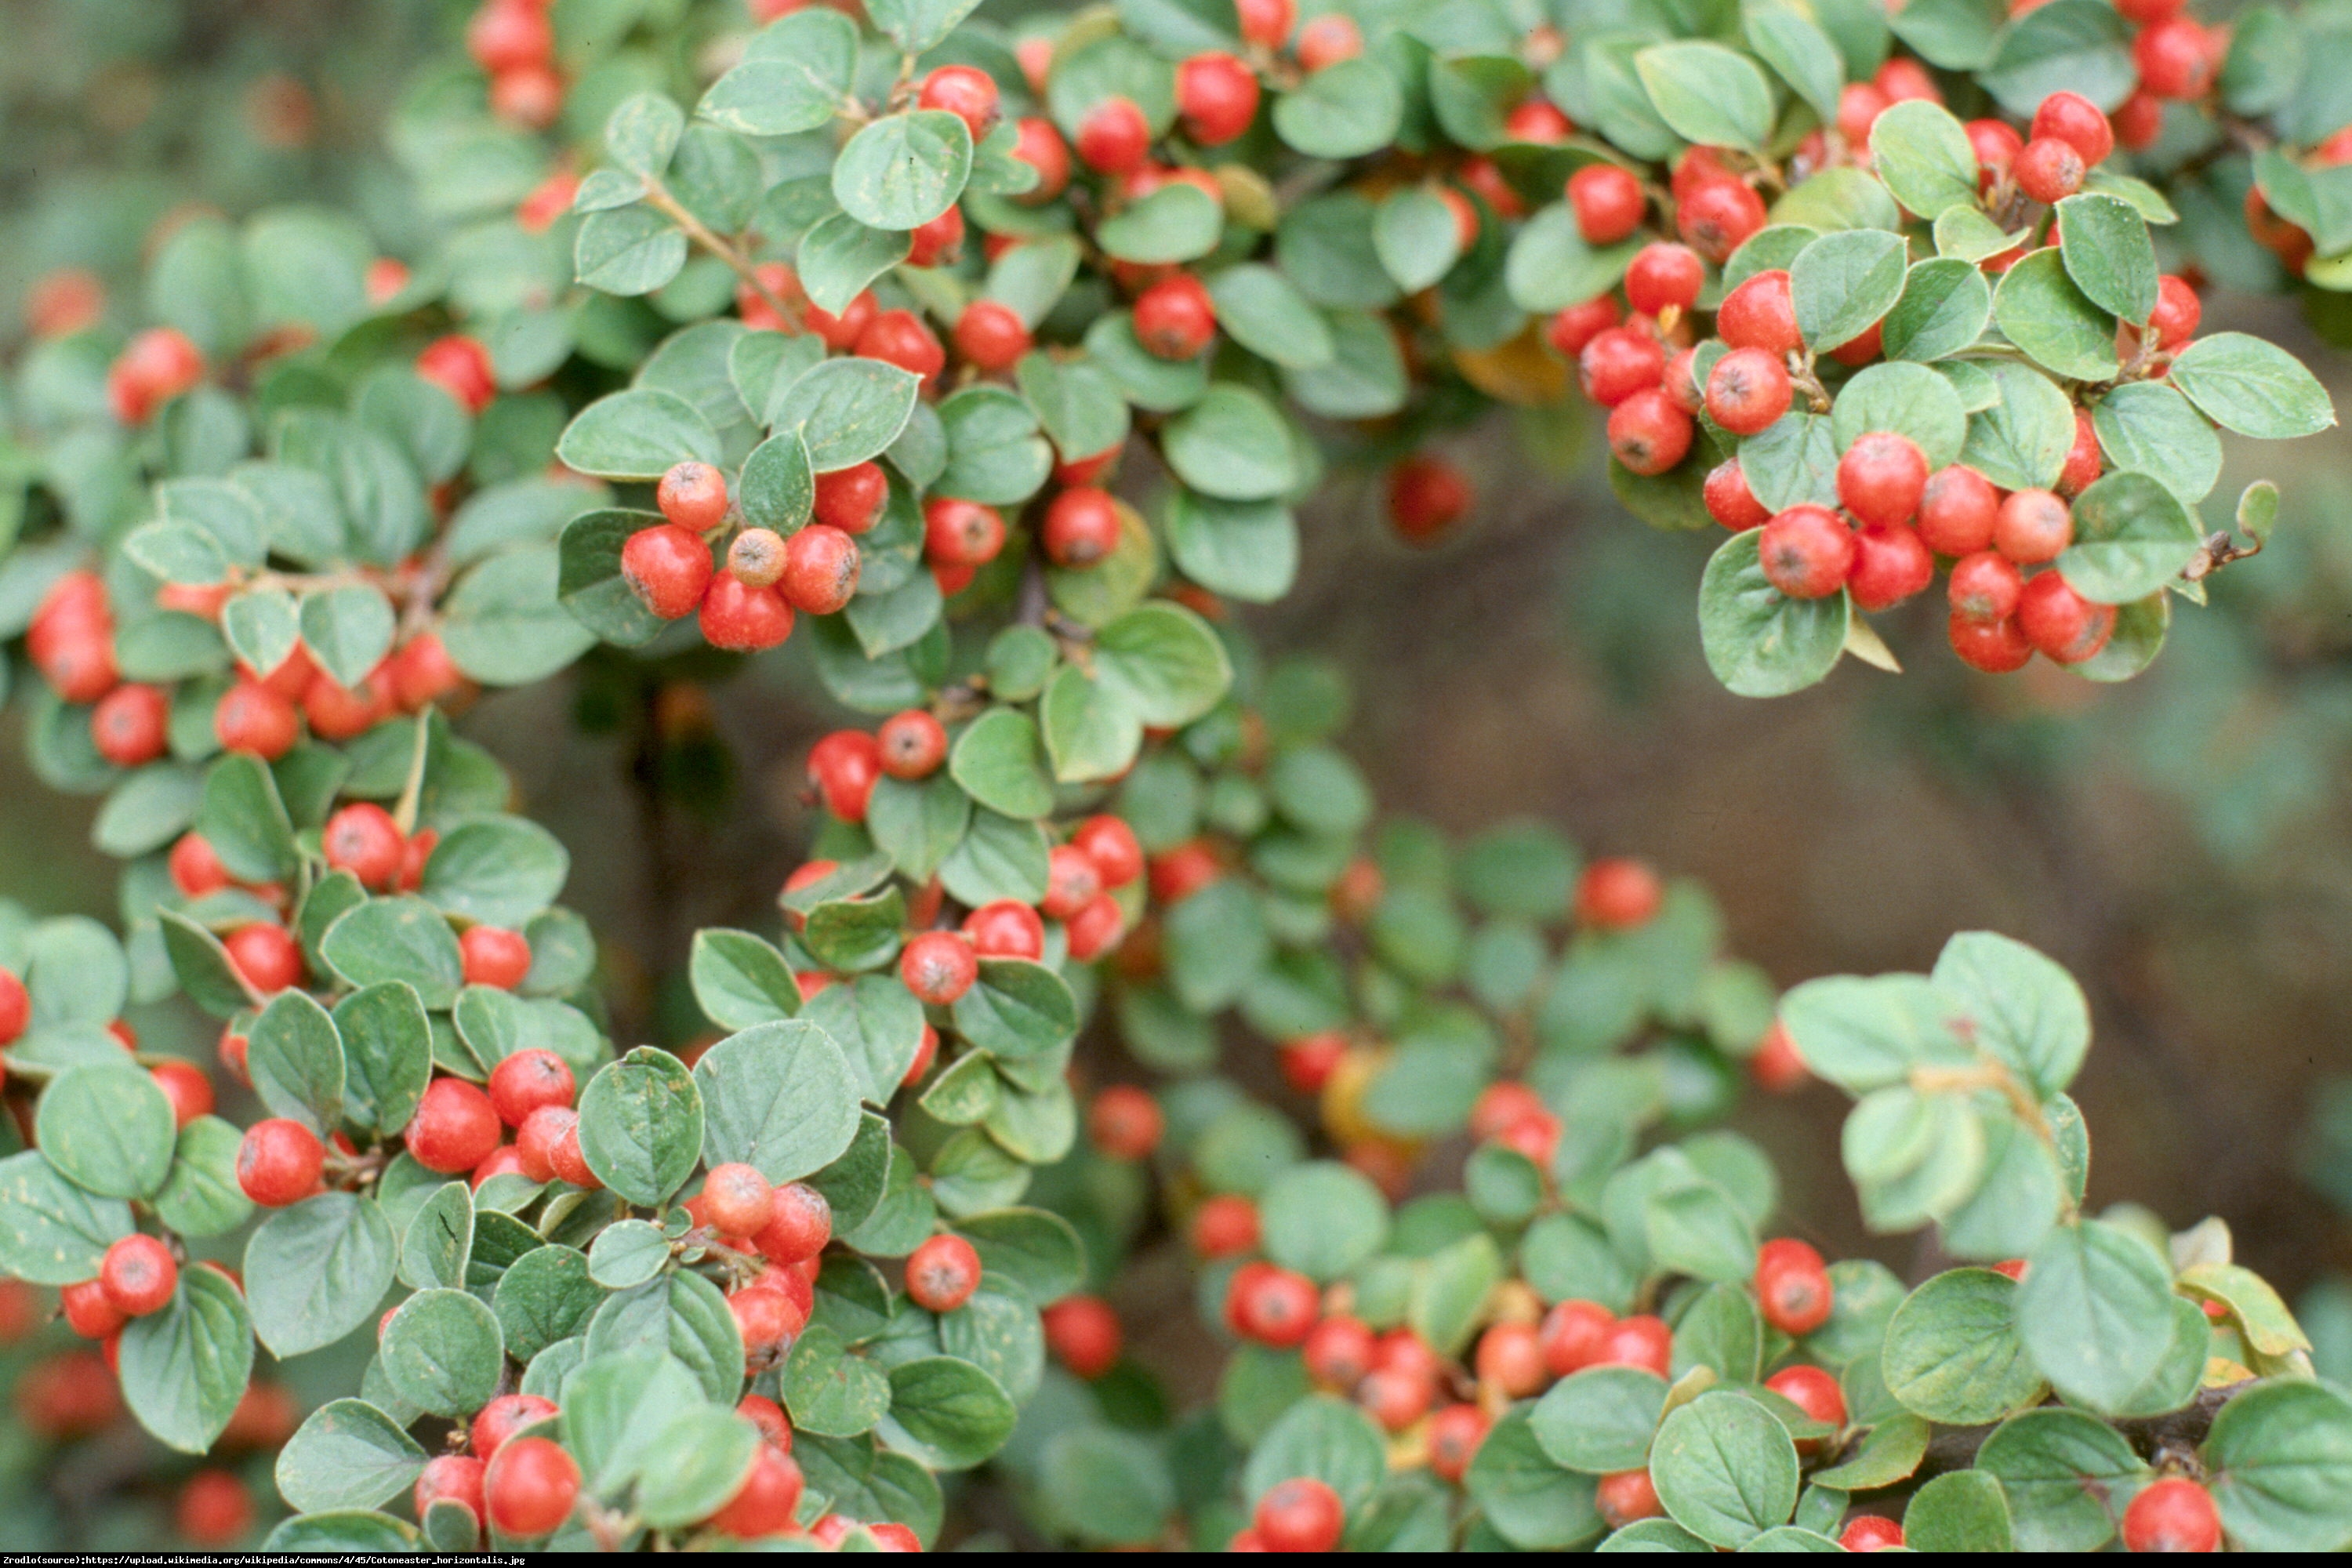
[9,0,2352,1543]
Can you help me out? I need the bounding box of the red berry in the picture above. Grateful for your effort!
[779,525,860,615]
[1595,1314,1672,1375]
[1294,13,1363,71]
[1661,346,1704,415]
[1190,1193,1261,1258]
[954,299,1032,372]
[2056,411,2102,498]
[1427,1403,1490,1483]
[1539,1299,1616,1376]
[1994,488,2072,564]
[1704,347,1791,436]
[468,1,552,72]
[1073,816,1144,888]
[24,268,106,339]
[1076,96,1152,176]
[151,1060,214,1127]
[60,1278,125,1339]
[1830,319,1885,368]
[753,1181,833,1265]
[485,1435,579,1537]
[877,710,948,780]
[1918,464,2000,556]
[619,524,712,621]
[964,899,1045,961]
[488,1049,574,1127]
[416,1455,487,1538]
[460,925,531,989]
[2016,571,2114,664]
[899,931,978,1006]
[2014,136,2086,204]
[1764,1363,1847,1430]
[100,1234,177,1317]
[1577,327,1667,408]
[1704,459,1772,531]
[1756,1238,1834,1336]
[1226,1262,1319,1348]
[1043,1294,1123,1378]
[323,804,404,891]
[1474,1320,1548,1397]
[909,205,967,266]
[1949,550,2026,623]
[918,64,1000,140]
[227,923,303,993]
[107,327,207,424]
[416,335,495,414]
[854,310,946,383]
[1359,1363,1436,1432]
[738,1393,793,1452]
[303,670,394,742]
[1255,1477,1345,1553]
[407,1077,503,1174]
[1386,455,1473,543]
[1966,120,2023,192]
[814,462,889,535]
[906,1233,982,1312]
[1625,242,1704,316]
[1837,432,1929,528]
[699,572,795,652]
[0,971,26,1047]
[2114,91,2165,152]
[392,633,466,711]
[1236,0,1294,46]
[1758,506,1855,600]
[2136,17,2216,100]
[1043,486,1122,566]
[1546,295,1621,358]
[1875,58,1940,103]
[1012,118,1072,201]
[516,1105,574,1182]
[2121,1476,2221,1553]
[708,1443,806,1537]
[2147,274,2201,350]
[730,1285,805,1371]
[809,730,884,821]
[924,497,1007,567]
[1606,388,1693,477]
[471,1392,560,1462]
[215,680,299,760]
[1178,52,1260,145]
[176,1469,255,1546]
[1577,857,1661,929]
[1133,273,1217,359]
[1838,82,1890,144]
[1840,1515,1906,1552]
[90,684,169,767]
[1087,1084,1163,1160]
[657,462,729,533]
[2031,91,2114,168]
[1675,176,1766,263]
[1278,1031,1346,1095]
[807,289,880,351]
[1597,1468,1664,1529]
[237,1118,325,1206]
[1718,270,1800,354]
[2116,0,2185,20]
[1566,164,1645,245]
[1949,611,2036,673]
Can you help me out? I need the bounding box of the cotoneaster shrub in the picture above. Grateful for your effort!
[2,0,2352,1552]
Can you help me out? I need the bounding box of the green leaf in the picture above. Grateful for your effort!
[1980,0,2132,117]
[420,817,570,927]
[1962,359,2075,492]
[119,1265,255,1454]
[2205,1379,2352,1552]
[1209,265,1336,370]
[637,1406,763,1528]
[321,896,465,1010]
[1098,183,1224,265]
[950,959,1078,1062]
[1273,57,1403,159]
[2056,193,2158,322]
[1697,530,1849,699]
[1791,228,1907,350]
[245,1192,398,1356]
[784,1322,894,1437]
[575,205,688,296]
[1867,100,1980,220]
[699,10,858,135]
[1882,1266,2045,1424]
[153,1116,254,1239]
[1929,931,2089,1099]
[2092,381,2221,507]
[1373,189,1466,296]
[249,989,347,1131]
[1976,1408,2148,1552]
[400,1181,474,1291]
[1244,1394,1389,1511]
[1161,385,1298,503]
[34,1063,176,1200]
[277,1399,430,1515]
[690,929,801,1030]
[1808,1412,1929,1490]
[774,358,922,472]
[878,1356,1018,1471]
[1096,602,1233,726]
[1831,361,1968,469]
[0,1149,133,1285]
[555,388,722,481]
[561,1349,706,1497]
[2167,332,2337,440]
[1530,1366,1670,1474]
[2013,1220,2178,1414]
[693,1020,862,1182]
[493,1244,603,1362]
[1505,204,1640,313]
[578,1047,704,1206]
[1036,1425,1177,1547]
[1991,248,2117,381]
[833,111,973,231]
[1634,42,1775,151]
[949,710,1055,820]
[196,752,298,883]
[1882,258,1992,362]
[1904,1469,2013,1552]
[956,1207,1087,1303]
[2056,470,2199,604]
[799,213,911,317]
[1468,1406,1605,1549]
[1650,1390,1798,1548]
[1261,1161,1389,1283]
[1744,2,1844,128]
[380,1287,505,1417]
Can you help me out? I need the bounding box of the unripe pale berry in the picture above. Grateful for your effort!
[905,1232,982,1312]
[1759,506,1856,600]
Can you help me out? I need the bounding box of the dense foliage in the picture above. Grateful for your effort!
[5,0,2352,1552]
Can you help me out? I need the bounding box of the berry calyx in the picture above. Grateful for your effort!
[924,497,1007,567]
[905,1232,982,1312]
[657,461,729,533]
[1606,387,1693,477]
[1226,1262,1319,1348]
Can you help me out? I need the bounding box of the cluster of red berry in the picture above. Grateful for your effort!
[463,0,563,129]
[619,459,866,651]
